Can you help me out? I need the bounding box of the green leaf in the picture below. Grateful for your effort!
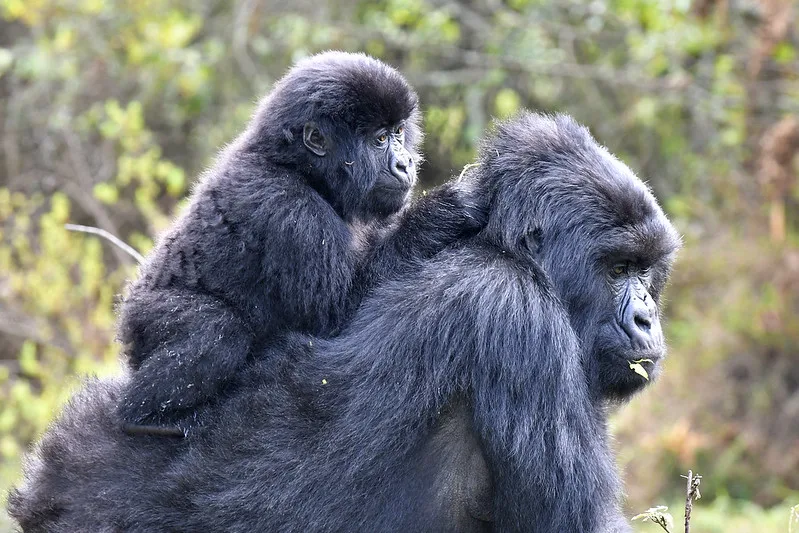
[629,358,654,380]
[494,88,521,120]
[19,341,39,376]
[633,97,658,127]
[632,505,674,533]
[93,182,119,205]
[773,42,796,65]
[0,48,13,75]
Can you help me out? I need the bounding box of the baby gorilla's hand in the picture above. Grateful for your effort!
[424,176,488,241]
[449,168,490,233]
[351,176,490,308]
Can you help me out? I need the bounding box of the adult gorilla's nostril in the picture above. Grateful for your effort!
[634,312,651,331]
[620,291,661,348]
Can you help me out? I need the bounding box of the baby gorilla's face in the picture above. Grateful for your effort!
[301,116,420,222]
[359,121,417,218]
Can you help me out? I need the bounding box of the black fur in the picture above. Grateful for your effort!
[116,51,480,429]
[8,112,680,532]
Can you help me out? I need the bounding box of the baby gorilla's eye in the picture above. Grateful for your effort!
[377,133,388,144]
[611,263,627,277]
[394,125,404,135]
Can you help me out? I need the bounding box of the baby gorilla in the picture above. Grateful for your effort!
[118,51,479,432]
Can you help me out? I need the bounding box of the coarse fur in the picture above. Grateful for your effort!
[117,51,481,429]
[9,112,681,532]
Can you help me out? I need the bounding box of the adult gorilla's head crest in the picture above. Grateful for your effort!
[476,112,682,401]
[244,51,423,221]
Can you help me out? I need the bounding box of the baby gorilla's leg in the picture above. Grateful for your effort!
[118,290,253,431]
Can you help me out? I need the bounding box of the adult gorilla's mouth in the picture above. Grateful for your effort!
[598,343,663,365]
[612,349,664,383]
[617,349,663,364]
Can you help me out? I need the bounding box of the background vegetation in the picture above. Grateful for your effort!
[1,0,798,530]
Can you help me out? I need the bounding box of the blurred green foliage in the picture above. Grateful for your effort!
[1,0,799,530]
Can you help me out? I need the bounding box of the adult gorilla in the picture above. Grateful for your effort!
[8,113,681,532]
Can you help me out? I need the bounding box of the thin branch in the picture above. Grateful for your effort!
[457,162,480,182]
[59,130,132,268]
[231,0,261,86]
[0,305,75,356]
[65,224,144,264]
[122,423,186,438]
[59,178,132,267]
[683,470,702,533]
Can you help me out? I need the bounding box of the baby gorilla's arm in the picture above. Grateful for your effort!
[348,180,487,311]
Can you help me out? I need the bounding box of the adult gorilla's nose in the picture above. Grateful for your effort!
[621,293,662,349]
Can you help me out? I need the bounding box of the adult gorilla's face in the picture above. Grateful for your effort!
[479,113,681,402]
[538,166,681,402]
[583,231,677,401]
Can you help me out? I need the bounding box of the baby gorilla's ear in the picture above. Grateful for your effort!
[303,122,327,157]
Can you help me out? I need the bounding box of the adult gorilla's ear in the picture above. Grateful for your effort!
[519,227,543,258]
[303,122,327,157]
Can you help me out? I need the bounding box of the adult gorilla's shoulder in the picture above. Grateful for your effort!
[9,111,680,533]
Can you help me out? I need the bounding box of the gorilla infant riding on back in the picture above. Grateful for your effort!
[116,51,481,434]
[10,112,680,533]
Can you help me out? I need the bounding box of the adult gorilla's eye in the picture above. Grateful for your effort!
[394,125,404,135]
[376,133,388,144]
[611,263,627,277]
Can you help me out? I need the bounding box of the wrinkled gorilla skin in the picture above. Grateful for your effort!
[8,113,681,532]
[117,51,480,430]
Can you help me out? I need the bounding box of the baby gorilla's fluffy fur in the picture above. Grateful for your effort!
[117,51,481,430]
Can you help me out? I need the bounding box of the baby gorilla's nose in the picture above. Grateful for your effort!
[390,144,415,186]
[392,155,410,182]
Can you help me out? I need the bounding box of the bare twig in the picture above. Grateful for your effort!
[682,470,702,533]
[122,423,186,438]
[231,0,261,86]
[59,177,131,267]
[65,224,144,264]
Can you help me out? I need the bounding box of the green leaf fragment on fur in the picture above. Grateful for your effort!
[629,362,649,380]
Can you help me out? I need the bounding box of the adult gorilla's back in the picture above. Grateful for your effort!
[9,112,680,532]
